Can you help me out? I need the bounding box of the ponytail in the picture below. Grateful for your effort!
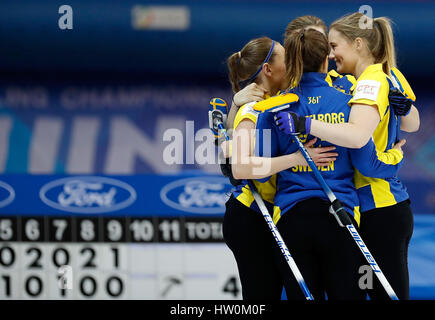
[284,28,329,88]
[374,17,397,75]
[227,52,242,93]
[331,13,397,76]
[284,29,305,88]
[226,37,276,93]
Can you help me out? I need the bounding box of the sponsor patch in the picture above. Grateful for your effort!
[353,80,381,102]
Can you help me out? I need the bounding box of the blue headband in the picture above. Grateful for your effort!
[239,40,276,87]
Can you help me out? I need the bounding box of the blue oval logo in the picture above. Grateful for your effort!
[160,176,232,214]
[40,176,137,213]
[0,181,15,208]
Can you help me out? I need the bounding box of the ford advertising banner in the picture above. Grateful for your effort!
[0,174,232,217]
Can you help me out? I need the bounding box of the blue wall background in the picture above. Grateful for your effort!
[1,0,435,76]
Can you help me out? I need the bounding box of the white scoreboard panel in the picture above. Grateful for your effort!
[0,216,242,300]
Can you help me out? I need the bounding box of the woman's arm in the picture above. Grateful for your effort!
[400,105,420,132]
[232,119,338,180]
[387,68,419,133]
[226,83,269,129]
[350,138,405,178]
[309,103,380,149]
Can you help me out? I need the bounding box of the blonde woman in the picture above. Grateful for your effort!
[275,13,419,300]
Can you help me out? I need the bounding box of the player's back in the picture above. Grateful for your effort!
[256,72,360,221]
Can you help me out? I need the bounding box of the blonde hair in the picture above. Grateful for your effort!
[330,13,396,75]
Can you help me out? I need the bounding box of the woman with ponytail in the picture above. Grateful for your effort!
[254,28,377,300]
[222,36,338,300]
[275,13,419,300]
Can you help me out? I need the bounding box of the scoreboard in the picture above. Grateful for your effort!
[0,174,241,299]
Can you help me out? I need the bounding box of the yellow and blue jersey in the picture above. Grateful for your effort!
[231,100,277,213]
[326,67,407,211]
[326,69,403,180]
[255,72,362,224]
[348,63,409,212]
[326,69,356,94]
[254,72,405,225]
[328,69,404,179]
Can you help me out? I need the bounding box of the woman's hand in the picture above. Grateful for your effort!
[392,139,406,155]
[298,138,338,166]
[233,83,268,107]
[389,89,413,116]
[275,111,311,135]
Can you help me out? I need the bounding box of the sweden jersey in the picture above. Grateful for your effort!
[348,64,409,212]
[326,69,356,94]
[255,72,362,224]
[325,70,403,182]
[231,99,277,213]
[254,72,404,225]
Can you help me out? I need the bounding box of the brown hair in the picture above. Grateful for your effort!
[330,13,396,75]
[285,15,327,39]
[284,28,330,88]
[227,37,277,93]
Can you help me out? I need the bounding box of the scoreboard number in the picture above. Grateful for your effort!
[25,275,44,297]
[49,218,72,242]
[26,247,43,269]
[80,220,96,242]
[79,275,98,297]
[222,276,240,298]
[25,219,40,241]
[111,247,119,268]
[0,216,241,299]
[0,219,13,241]
[106,276,124,297]
[158,219,182,242]
[80,247,97,268]
[107,220,123,242]
[1,275,12,297]
[52,220,67,241]
[0,246,15,267]
[52,248,70,267]
[129,219,154,242]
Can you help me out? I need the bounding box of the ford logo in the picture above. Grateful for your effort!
[40,176,137,213]
[0,181,15,208]
[160,177,232,214]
